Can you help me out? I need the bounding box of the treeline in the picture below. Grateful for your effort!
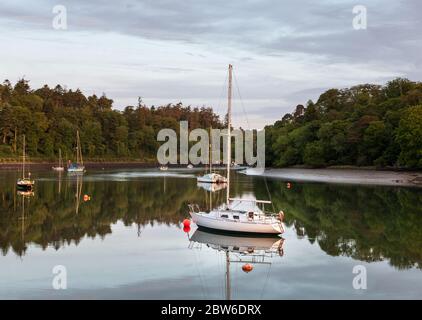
[1,77,421,168]
[0,79,223,161]
[266,78,422,168]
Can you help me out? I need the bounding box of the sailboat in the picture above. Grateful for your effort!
[189,228,284,300]
[197,133,227,184]
[16,135,35,191]
[188,65,284,234]
[52,148,64,171]
[67,130,85,173]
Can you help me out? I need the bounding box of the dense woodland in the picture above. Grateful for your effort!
[0,77,421,168]
[266,78,422,168]
[0,79,223,162]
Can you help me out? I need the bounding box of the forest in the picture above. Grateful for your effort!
[265,78,422,168]
[0,77,421,168]
[0,79,223,162]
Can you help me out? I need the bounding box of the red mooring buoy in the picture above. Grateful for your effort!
[183,219,191,227]
[242,264,254,273]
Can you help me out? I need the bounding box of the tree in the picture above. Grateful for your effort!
[396,105,422,168]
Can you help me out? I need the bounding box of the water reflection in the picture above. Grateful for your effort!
[256,180,422,270]
[189,228,284,300]
[0,169,421,273]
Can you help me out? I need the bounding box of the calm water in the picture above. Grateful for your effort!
[0,168,421,299]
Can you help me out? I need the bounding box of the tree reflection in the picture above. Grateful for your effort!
[0,174,226,257]
[255,180,422,270]
[1,171,421,271]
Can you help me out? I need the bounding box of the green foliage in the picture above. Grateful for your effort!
[303,141,325,167]
[0,79,223,161]
[395,105,422,168]
[266,78,422,168]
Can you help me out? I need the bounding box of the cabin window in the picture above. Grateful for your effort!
[233,215,239,220]
[221,214,229,218]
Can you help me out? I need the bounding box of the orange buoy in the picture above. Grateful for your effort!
[286,182,291,189]
[242,264,253,273]
[183,225,191,233]
[83,194,90,202]
[183,219,191,227]
[278,210,285,221]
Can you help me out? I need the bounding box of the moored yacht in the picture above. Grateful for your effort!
[189,65,285,235]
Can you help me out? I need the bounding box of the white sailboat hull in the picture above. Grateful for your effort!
[67,167,85,173]
[197,173,227,183]
[190,211,283,234]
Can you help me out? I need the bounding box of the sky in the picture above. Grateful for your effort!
[0,0,421,128]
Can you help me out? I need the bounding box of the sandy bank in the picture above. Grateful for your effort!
[242,168,422,187]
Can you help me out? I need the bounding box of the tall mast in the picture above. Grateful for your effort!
[226,64,232,205]
[76,131,79,164]
[79,131,84,166]
[76,130,84,166]
[22,135,25,179]
[209,127,212,174]
[59,148,62,167]
[225,251,231,300]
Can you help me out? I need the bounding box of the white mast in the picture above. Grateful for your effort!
[209,127,212,174]
[225,251,231,300]
[76,130,83,166]
[59,148,62,167]
[226,64,232,205]
[22,135,25,179]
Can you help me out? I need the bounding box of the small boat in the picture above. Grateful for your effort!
[159,166,168,171]
[16,135,34,191]
[188,65,285,235]
[67,130,85,173]
[197,173,227,183]
[197,137,227,183]
[52,148,64,171]
[187,164,194,169]
[197,181,227,192]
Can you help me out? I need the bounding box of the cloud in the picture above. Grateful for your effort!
[0,0,420,127]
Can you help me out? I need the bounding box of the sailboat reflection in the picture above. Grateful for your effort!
[189,228,284,300]
[67,173,84,214]
[16,189,34,256]
[197,182,227,192]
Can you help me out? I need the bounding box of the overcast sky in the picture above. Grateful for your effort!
[1,0,421,128]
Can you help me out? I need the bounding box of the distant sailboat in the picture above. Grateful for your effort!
[67,130,85,173]
[189,65,284,234]
[16,135,34,191]
[52,148,64,171]
[197,134,227,184]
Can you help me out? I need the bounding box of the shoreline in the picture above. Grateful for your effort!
[0,161,157,170]
[243,168,422,187]
[2,161,421,187]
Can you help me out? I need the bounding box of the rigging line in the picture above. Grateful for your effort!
[216,71,229,125]
[264,176,276,213]
[233,71,251,130]
[192,245,207,299]
[259,261,272,300]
